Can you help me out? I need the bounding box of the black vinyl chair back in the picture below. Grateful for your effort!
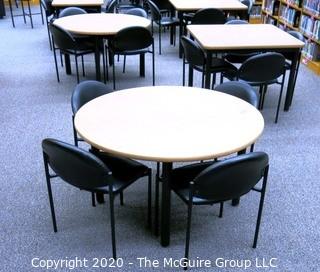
[106,0,118,13]
[40,0,55,17]
[225,19,248,24]
[59,7,87,17]
[239,52,286,83]
[181,36,205,67]
[192,152,269,201]
[42,139,111,190]
[112,26,153,52]
[49,23,78,50]
[191,8,226,25]
[215,81,259,108]
[287,30,305,42]
[125,7,147,17]
[241,0,253,14]
[147,0,162,21]
[71,80,111,114]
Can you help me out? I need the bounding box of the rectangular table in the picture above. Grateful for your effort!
[52,0,104,13]
[187,24,305,111]
[169,0,248,56]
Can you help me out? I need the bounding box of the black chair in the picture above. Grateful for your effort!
[170,152,269,269]
[146,0,179,54]
[40,0,55,50]
[42,138,152,259]
[223,20,259,64]
[215,81,259,152]
[222,52,286,123]
[117,0,143,13]
[191,8,226,25]
[71,80,112,146]
[241,0,253,21]
[181,36,237,88]
[49,23,95,83]
[59,6,86,17]
[108,26,155,89]
[105,0,118,13]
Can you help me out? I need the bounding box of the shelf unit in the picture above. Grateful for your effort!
[250,0,263,23]
[262,0,320,74]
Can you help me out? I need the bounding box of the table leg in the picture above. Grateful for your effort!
[204,51,212,89]
[160,162,172,247]
[94,36,101,81]
[178,11,183,58]
[139,53,145,77]
[284,49,299,111]
[65,54,71,75]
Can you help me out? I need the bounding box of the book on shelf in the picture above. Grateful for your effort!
[300,14,315,35]
[279,5,300,26]
[302,41,320,60]
[303,0,320,16]
[312,20,320,40]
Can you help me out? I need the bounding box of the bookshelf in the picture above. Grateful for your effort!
[262,0,320,74]
[250,0,263,23]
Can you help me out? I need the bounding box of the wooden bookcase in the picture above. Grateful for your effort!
[262,0,320,74]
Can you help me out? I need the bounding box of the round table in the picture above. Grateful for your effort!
[75,86,264,246]
[53,13,151,80]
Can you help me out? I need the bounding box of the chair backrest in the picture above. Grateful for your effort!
[215,81,259,108]
[49,23,77,50]
[42,138,112,190]
[71,80,112,114]
[40,0,55,17]
[147,0,161,21]
[287,30,305,42]
[241,0,253,14]
[181,36,205,67]
[225,19,248,25]
[111,26,153,51]
[239,52,286,83]
[105,0,118,13]
[191,8,226,25]
[59,7,87,18]
[192,152,269,201]
[125,7,147,18]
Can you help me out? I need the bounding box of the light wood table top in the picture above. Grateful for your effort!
[187,24,305,50]
[53,13,151,35]
[169,0,247,11]
[75,86,264,162]
[52,0,103,7]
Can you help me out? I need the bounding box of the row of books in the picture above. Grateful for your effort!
[302,41,320,60]
[312,20,320,40]
[279,6,300,25]
[285,0,302,7]
[302,0,320,16]
[263,0,278,14]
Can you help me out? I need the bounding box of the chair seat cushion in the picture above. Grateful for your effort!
[224,52,258,64]
[193,58,237,73]
[160,17,179,26]
[90,149,149,183]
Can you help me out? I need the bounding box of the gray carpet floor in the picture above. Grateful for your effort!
[1,5,320,272]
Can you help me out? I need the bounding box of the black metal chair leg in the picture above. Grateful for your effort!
[109,191,117,259]
[154,162,160,236]
[52,46,60,82]
[219,202,224,218]
[27,0,33,28]
[159,26,162,55]
[43,155,58,232]
[21,0,26,23]
[123,56,126,73]
[152,43,155,86]
[75,55,80,83]
[182,55,185,86]
[147,170,152,229]
[72,116,78,146]
[81,55,85,76]
[253,166,268,248]
[9,0,16,27]
[119,192,124,206]
[91,192,96,207]
[275,73,286,123]
[112,54,116,90]
[184,183,194,270]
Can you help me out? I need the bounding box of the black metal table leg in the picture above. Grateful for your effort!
[178,11,183,58]
[139,53,145,77]
[94,36,101,81]
[204,51,212,89]
[65,54,71,74]
[284,49,299,111]
[160,162,172,247]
